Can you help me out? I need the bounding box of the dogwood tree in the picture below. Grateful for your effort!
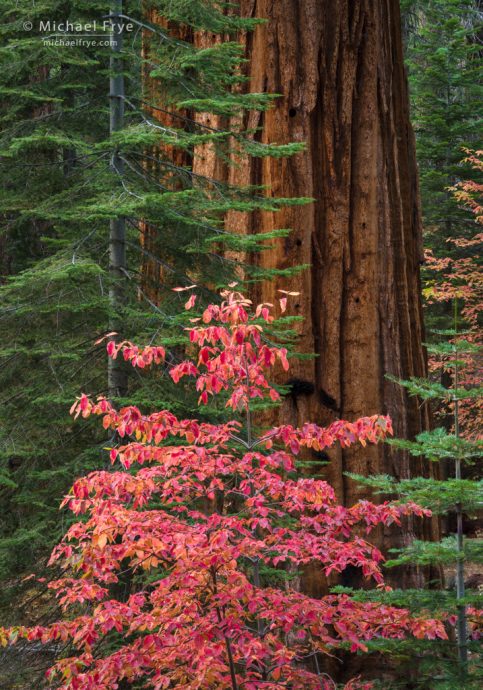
[1,290,446,689]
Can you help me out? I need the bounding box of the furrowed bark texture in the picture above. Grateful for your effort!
[223,0,439,583]
[142,2,439,586]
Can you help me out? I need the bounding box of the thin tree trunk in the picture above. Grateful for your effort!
[108,11,131,689]
[108,0,128,400]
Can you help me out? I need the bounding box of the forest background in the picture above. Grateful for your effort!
[0,0,481,688]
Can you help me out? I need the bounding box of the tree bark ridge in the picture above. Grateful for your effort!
[226,0,439,580]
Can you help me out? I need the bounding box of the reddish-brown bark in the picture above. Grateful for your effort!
[213,0,439,583]
[142,2,440,586]
[139,9,195,303]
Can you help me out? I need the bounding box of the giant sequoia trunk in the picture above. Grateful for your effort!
[223,0,439,584]
[143,1,439,586]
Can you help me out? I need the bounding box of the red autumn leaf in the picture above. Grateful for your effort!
[0,289,448,690]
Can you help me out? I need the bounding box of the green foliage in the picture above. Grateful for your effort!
[385,537,482,568]
[351,324,482,686]
[332,586,482,613]
[0,0,305,624]
[348,473,482,514]
[402,0,483,347]
[143,0,263,33]
[369,641,482,690]
[403,0,482,237]
[389,427,482,463]
[386,374,483,402]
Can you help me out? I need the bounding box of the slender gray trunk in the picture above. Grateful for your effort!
[453,324,468,669]
[108,0,128,399]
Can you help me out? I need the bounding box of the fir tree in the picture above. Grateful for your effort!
[401,0,482,334]
[0,0,306,622]
[402,0,482,240]
[347,327,482,688]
